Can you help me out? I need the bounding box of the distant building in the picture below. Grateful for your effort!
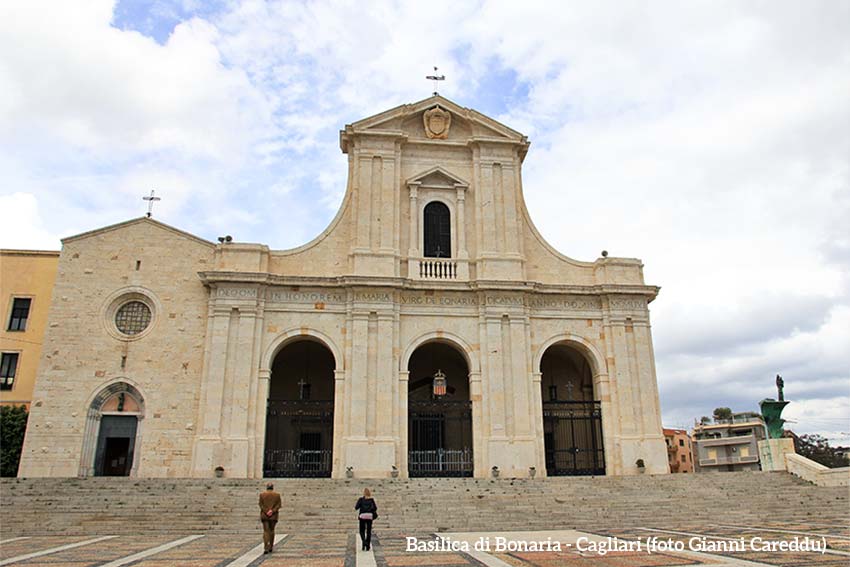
[692,412,766,472]
[0,249,60,409]
[663,428,694,473]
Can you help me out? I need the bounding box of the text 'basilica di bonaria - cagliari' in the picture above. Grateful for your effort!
[20,96,667,480]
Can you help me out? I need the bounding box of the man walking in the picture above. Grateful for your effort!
[258,482,282,554]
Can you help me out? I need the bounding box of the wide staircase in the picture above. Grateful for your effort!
[1,471,846,537]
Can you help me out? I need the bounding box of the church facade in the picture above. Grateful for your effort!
[19,96,667,479]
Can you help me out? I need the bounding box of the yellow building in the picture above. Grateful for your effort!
[0,249,60,408]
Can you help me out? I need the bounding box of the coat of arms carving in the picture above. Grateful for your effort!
[424,106,452,139]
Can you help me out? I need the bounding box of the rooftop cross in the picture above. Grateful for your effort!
[426,66,445,96]
[143,190,161,218]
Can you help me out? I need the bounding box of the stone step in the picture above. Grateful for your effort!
[2,471,845,536]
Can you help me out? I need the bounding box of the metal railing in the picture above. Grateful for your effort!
[263,448,333,477]
[698,455,759,467]
[695,435,755,447]
[408,448,473,477]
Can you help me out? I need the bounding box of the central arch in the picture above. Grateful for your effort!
[263,338,336,477]
[406,341,473,477]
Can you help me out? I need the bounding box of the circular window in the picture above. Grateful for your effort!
[115,301,152,336]
[102,287,159,341]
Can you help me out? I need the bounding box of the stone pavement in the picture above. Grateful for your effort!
[1,521,848,566]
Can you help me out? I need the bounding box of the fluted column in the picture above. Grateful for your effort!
[398,370,409,477]
[254,369,270,477]
[407,182,420,257]
[531,371,547,475]
[332,369,346,478]
[455,183,468,258]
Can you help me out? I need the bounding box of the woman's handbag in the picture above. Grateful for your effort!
[358,512,374,520]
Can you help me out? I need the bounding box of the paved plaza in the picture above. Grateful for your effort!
[1,521,848,567]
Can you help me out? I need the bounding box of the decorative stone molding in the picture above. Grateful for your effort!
[79,380,146,477]
[101,286,161,342]
[423,105,452,139]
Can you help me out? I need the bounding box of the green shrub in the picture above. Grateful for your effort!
[0,405,29,477]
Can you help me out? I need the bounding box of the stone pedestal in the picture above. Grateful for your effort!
[758,438,795,471]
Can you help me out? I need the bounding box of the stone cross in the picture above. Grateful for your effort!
[143,190,161,218]
[426,66,445,96]
[565,381,574,400]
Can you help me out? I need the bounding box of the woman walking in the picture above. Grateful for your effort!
[355,488,378,551]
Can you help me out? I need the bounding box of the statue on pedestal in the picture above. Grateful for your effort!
[760,374,789,439]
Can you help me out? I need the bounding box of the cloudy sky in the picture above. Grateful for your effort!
[1,1,847,443]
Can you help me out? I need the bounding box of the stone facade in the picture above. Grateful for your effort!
[19,96,667,479]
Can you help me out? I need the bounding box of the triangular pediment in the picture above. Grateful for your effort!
[62,217,215,248]
[407,166,469,189]
[343,95,527,143]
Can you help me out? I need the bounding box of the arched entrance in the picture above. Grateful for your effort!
[540,343,605,476]
[407,342,472,477]
[80,382,145,477]
[264,339,335,477]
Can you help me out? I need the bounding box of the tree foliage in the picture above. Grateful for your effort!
[797,434,849,469]
[712,407,733,421]
[0,405,29,477]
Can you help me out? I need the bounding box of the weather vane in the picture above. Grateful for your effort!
[143,189,161,218]
[426,66,445,96]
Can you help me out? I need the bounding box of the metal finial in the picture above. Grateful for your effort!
[425,66,446,96]
[143,190,161,218]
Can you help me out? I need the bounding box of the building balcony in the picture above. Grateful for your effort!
[698,455,759,467]
[695,435,755,448]
[410,257,469,281]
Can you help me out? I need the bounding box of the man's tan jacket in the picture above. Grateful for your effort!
[259,490,282,521]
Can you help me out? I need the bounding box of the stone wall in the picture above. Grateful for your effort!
[19,220,215,477]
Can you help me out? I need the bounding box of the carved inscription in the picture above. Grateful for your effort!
[267,290,345,304]
[216,287,257,298]
[355,292,392,302]
[485,295,525,306]
[528,296,602,310]
[231,287,636,312]
[609,297,646,310]
[401,294,479,306]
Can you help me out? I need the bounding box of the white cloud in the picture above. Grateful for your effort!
[0,193,62,249]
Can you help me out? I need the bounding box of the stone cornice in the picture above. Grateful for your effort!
[197,271,660,301]
[62,216,215,247]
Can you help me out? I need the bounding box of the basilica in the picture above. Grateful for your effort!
[19,96,667,479]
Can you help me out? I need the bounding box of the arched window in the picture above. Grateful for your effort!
[423,201,451,258]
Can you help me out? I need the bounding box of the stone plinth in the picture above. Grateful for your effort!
[758,437,795,472]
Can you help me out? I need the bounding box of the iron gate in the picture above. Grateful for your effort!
[409,400,473,477]
[543,401,605,476]
[264,400,333,477]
